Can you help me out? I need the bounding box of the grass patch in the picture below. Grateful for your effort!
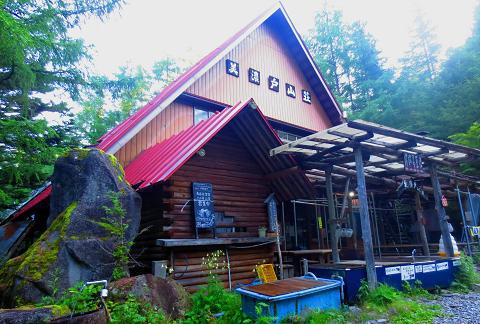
[450,253,480,292]
[281,282,441,324]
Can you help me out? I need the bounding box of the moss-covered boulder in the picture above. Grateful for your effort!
[109,274,190,319]
[0,149,141,306]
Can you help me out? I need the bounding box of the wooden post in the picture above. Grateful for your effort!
[430,164,454,257]
[354,146,377,290]
[415,192,430,257]
[326,167,340,263]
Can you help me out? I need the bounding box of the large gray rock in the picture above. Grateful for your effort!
[109,274,190,318]
[0,149,141,306]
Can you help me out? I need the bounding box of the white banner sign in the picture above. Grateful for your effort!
[401,265,415,281]
[423,264,436,273]
[385,266,401,275]
[436,262,449,271]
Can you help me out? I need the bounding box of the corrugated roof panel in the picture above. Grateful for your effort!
[125,100,252,189]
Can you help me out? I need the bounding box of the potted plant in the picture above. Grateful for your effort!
[258,226,267,238]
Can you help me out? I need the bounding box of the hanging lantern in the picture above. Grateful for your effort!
[441,195,448,207]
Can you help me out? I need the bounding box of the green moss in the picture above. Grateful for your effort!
[0,202,77,286]
[107,153,126,182]
[49,304,71,317]
[61,148,92,160]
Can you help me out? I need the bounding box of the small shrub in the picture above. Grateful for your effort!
[38,282,102,314]
[472,253,480,265]
[358,282,402,308]
[401,280,433,299]
[303,308,348,324]
[452,253,480,291]
[108,294,166,323]
[95,191,134,280]
[183,278,251,324]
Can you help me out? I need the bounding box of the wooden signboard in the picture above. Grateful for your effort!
[264,193,278,232]
[404,153,423,173]
[192,182,215,238]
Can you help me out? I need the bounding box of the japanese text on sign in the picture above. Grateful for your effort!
[268,76,279,92]
[192,182,215,229]
[226,59,239,77]
[404,153,423,173]
[248,68,260,85]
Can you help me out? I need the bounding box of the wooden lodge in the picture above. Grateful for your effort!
[3,3,480,293]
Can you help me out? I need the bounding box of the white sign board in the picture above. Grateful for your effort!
[415,265,423,273]
[452,260,460,267]
[385,266,401,275]
[423,264,436,273]
[436,262,449,271]
[401,265,415,281]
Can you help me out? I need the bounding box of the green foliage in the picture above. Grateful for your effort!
[356,282,441,324]
[401,280,433,300]
[451,253,480,292]
[0,119,68,210]
[38,282,102,315]
[307,3,480,144]
[96,191,131,280]
[0,0,123,212]
[301,308,348,324]
[183,278,251,324]
[108,294,166,323]
[306,7,392,113]
[75,59,182,144]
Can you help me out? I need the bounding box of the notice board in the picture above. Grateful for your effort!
[192,182,215,229]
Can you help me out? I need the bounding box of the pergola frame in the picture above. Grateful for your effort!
[270,120,480,290]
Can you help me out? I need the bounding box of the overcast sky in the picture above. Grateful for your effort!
[71,0,478,77]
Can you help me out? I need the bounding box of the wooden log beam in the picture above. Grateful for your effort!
[354,146,378,290]
[415,191,430,257]
[430,164,455,257]
[326,168,340,263]
[348,120,480,157]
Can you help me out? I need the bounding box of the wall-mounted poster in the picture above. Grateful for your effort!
[403,153,423,173]
[192,182,215,230]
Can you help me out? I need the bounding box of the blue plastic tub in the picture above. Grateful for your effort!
[309,257,460,303]
[236,274,342,323]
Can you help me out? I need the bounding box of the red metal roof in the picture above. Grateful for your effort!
[125,98,312,199]
[10,185,51,221]
[125,100,252,189]
[96,2,343,153]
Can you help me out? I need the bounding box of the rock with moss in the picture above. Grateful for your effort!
[109,274,190,319]
[0,149,141,306]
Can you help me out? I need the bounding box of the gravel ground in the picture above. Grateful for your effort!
[423,292,480,324]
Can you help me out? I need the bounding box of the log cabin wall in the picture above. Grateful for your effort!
[133,124,277,291]
[114,101,193,166]
[186,21,332,131]
[165,125,272,238]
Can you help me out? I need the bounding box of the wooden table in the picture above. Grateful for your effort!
[278,249,334,275]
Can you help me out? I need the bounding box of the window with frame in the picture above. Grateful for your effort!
[277,130,300,142]
[193,107,214,125]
